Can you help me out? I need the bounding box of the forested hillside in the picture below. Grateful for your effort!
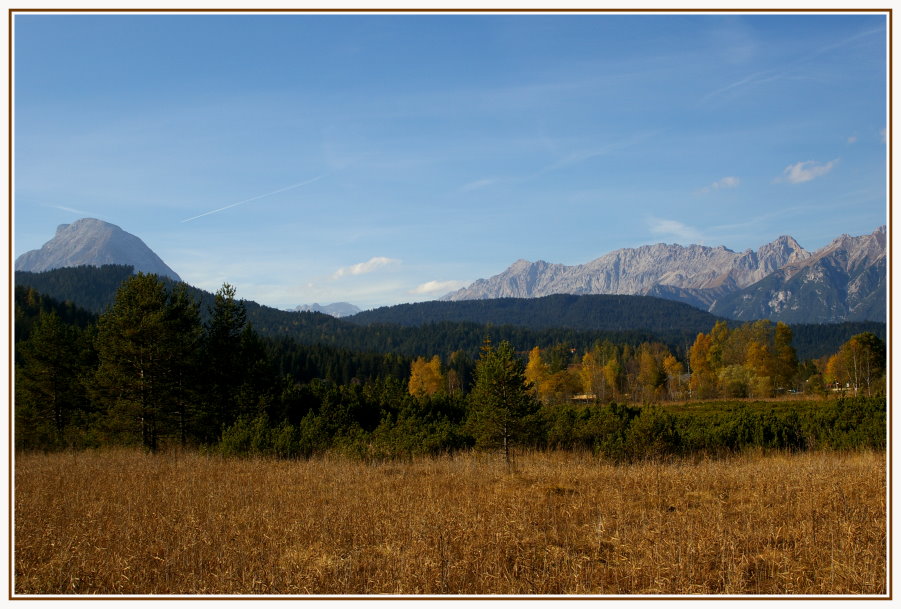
[347,294,720,332]
[15,265,136,313]
[13,272,885,458]
[14,265,885,361]
[14,286,411,388]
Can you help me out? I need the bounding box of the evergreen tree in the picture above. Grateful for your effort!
[163,283,204,445]
[466,340,539,464]
[15,310,92,449]
[93,273,202,451]
[445,350,475,395]
[233,323,279,418]
[200,283,250,442]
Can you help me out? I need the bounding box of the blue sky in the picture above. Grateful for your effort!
[13,11,888,310]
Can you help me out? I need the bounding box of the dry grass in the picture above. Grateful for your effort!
[14,448,886,596]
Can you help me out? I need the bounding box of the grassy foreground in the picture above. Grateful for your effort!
[14,448,886,596]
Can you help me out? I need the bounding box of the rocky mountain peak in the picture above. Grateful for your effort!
[443,227,885,323]
[16,218,181,281]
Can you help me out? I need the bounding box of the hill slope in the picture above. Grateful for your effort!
[347,293,722,334]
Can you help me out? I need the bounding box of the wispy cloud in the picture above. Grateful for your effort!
[703,70,780,102]
[409,280,467,295]
[46,204,101,216]
[647,217,704,243]
[181,175,327,223]
[775,159,838,184]
[455,131,657,194]
[698,176,740,194]
[460,177,505,193]
[537,131,657,176]
[332,257,400,280]
[814,26,886,57]
[703,26,884,104]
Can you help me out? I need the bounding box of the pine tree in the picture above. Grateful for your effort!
[163,283,204,445]
[15,310,91,448]
[466,340,538,465]
[94,273,202,451]
[200,283,250,441]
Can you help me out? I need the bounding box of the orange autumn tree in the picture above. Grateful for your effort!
[689,331,718,399]
[688,320,799,399]
[408,355,445,397]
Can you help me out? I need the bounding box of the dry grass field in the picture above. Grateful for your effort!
[14,448,886,596]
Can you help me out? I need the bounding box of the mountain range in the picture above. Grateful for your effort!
[15,264,884,363]
[443,226,887,324]
[14,218,887,325]
[15,218,181,281]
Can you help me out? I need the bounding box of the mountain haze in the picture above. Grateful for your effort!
[15,218,181,281]
[295,302,361,317]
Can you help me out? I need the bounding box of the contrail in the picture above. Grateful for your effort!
[181,175,327,223]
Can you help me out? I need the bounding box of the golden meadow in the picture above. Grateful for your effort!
[14,446,885,596]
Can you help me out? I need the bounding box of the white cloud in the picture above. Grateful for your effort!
[776,159,838,184]
[409,280,468,295]
[847,135,858,144]
[648,217,704,243]
[713,176,740,189]
[332,256,400,279]
[699,176,740,194]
